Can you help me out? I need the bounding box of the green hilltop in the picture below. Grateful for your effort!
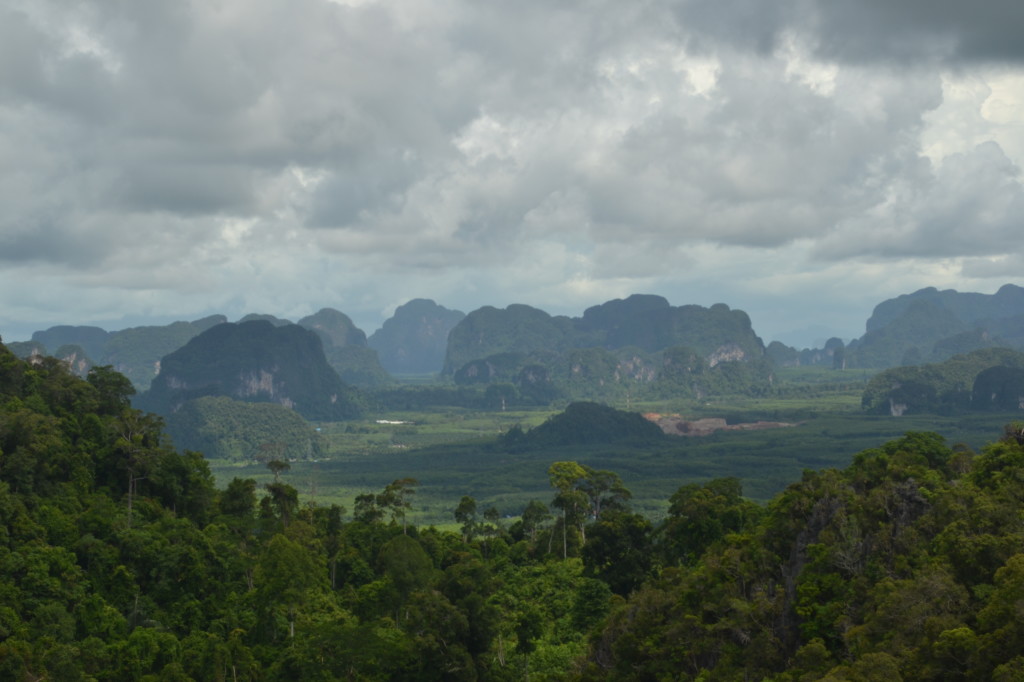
[138,320,362,422]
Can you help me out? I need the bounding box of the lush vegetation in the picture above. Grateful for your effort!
[94,316,228,391]
[164,396,326,462]
[138,320,363,422]
[440,294,770,395]
[580,427,1024,680]
[861,348,1024,415]
[845,284,1024,369]
[6,341,1024,680]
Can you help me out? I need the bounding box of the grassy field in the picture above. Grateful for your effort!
[207,369,1022,526]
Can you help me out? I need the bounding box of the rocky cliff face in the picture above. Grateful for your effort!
[849,284,1024,369]
[444,297,765,377]
[298,308,368,347]
[298,308,391,386]
[139,320,361,421]
[369,299,466,374]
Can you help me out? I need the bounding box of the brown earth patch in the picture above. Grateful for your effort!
[643,413,798,437]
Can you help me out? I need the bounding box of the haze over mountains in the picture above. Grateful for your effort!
[6,285,1024,420]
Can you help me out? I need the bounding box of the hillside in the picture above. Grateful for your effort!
[139,320,362,421]
[443,304,577,374]
[164,395,325,461]
[502,401,666,449]
[442,297,770,401]
[297,308,391,387]
[861,347,1024,415]
[29,316,229,391]
[368,298,465,374]
[847,284,1024,368]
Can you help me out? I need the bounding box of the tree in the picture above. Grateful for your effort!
[578,466,631,521]
[219,477,257,520]
[454,496,478,543]
[262,482,299,528]
[266,459,290,483]
[86,365,135,416]
[582,510,653,595]
[520,500,552,544]
[255,534,326,640]
[548,461,589,558]
[659,477,760,565]
[377,478,417,534]
[112,409,166,527]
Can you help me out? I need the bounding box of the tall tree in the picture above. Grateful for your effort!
[548,461,589,558]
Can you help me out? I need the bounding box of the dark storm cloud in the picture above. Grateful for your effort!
[675,0,1024,65]
[811,1,1024,64]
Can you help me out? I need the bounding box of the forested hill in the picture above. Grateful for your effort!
[440,296,772,402]
[443,296,765,374]
[861,347,1024,415]
[137,320,362,421]
[844,284,1024,368]
[3,339,1024,678]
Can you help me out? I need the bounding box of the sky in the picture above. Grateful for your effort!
[2,0,1023,348]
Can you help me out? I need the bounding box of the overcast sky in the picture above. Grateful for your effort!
[3,0,1023,348]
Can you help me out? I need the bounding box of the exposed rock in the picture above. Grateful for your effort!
[644,413,797,437]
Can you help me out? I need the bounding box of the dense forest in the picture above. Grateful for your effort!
[4,338,1024,680]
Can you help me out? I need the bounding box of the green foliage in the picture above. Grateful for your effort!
[443,299,772,403]
[102,315,228,391]
[139,320,362,421]
[12,336,1024,680]
[861,347,1024,414]
[443,304,575,375]
[579,428,1024,680]
[849,285,1024,370]
[511,402,665,448]
[658,477,762,566]
[164,396,324,462]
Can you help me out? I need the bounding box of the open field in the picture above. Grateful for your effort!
[207,373,1022,525]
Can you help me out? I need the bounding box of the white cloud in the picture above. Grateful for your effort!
[2,0,1024,348]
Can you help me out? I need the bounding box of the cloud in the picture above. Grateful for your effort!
[1,0,1023,347]
[675,0,1024,65]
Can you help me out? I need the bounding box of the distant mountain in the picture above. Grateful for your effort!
[441,296,769,399]
[443,304,576,375]
[765,337,847,369]
[23,309,392,392]
[847,285,1024,369]
[28,316,231,390]
[866,284,1024,332]
[237,313,292,326]
[297,308,391,387]
[139,320,362,421]
[102,315,228,390]
[5,340,45,360]
[32,325,110,361]
[298,308,368,347]
[53,344,92,377]
[575,294,672,344]
[368,299,465,374]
